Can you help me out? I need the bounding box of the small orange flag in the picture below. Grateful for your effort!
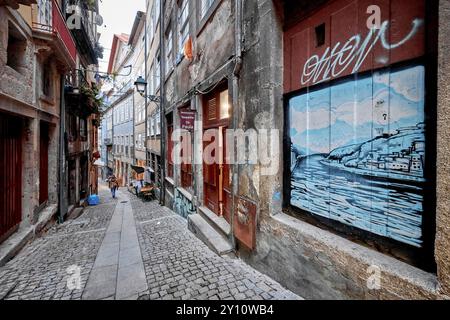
[184,36,193,60]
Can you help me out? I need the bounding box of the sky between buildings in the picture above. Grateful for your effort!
[98,0,146,74]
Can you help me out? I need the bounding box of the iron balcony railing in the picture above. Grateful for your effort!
[66,0,97,63]
[32,0,77,64]
[65,68,88,89]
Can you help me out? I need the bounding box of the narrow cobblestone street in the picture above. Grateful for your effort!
[0,183,300,300]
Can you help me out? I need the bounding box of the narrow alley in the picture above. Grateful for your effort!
[0,184,299,300]
[2,0,450,304]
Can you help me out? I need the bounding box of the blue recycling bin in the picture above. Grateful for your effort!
[88,194,100,206]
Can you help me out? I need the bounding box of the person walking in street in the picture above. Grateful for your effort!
[108,175,119,199]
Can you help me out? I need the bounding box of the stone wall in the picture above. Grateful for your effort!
[0,5,65,232]
[435,0,450,296]
[236,0,450,300]
[0,7,34,105]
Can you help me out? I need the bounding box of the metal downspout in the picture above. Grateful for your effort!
[230,0,243,248]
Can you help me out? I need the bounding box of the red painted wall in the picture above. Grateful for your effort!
[284,0,426,93]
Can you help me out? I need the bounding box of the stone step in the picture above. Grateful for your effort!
[188,214,234,256]
[67,207,84,221]
[198,206,231,238]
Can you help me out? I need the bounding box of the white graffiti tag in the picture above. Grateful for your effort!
[301,19,423,86]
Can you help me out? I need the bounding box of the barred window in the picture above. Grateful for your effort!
[178,0,190,56]
[200,0,215,19]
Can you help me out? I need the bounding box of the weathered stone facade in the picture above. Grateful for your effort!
[0,4,63,247]
[236,0,450,300]
[162,0,450,299]
[0,1,100,264]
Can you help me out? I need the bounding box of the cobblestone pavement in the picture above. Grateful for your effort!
[0,185,118,300]
[0,183,300,300]
[130,196,300,300]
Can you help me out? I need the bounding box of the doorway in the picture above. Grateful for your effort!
[202,85,232,223]
[0,113,23,243]
[39,122,49,205]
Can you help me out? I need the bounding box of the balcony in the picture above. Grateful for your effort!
[31,0,77,68]
[0,0,36,9]
[66,0,98,65]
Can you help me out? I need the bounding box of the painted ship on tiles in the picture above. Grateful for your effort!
[288,65,427,248]
[319,123,426,184]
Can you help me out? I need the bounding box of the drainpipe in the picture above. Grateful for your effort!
[133,91,136,166]
[231,0,243,246]
[58,75,66,223]
[159,0,166,206]
[144,17,148,169]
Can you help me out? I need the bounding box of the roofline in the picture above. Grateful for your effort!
[107,33,129,74]
[128,11,146,46]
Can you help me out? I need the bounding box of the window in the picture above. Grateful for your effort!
[137,134,141,149]
[153,0,160,33]
[141,103,145,122]
[165,27,173,74]
[127,100,131,120]
[219,90,230,119]
[7,22,27,73]
[148,14,154,46]
[153,53,161,92]
[203,85,231,125]
[42,60,53,98]
[38,0,52,28]
[136,102,142,123]
[200,0,215,19]
[315,23,326,47]
[80,118,87,140]
[141,34,145,52]
[150,114,155,136]
[156,110,161,135]
[68,113,78,141]
[148,67,154,95]
[178,0,190,58]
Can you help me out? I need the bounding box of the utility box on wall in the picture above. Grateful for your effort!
[234,196,257,250]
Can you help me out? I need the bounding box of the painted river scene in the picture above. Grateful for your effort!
[289,65,426,248]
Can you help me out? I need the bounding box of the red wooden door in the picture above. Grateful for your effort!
[203,85,231,220]
[39,122,49,205]
[0,113,23,243]
[221,126,232,223]
[203,133,220,213]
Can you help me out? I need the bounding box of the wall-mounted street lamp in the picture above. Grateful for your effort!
[134,76,161,103]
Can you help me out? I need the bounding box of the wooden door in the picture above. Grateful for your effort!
[203,133,220,213]
[221,126,232,223]
[0,113,22,243]
[203,85,232,219]
[39,122,49,205]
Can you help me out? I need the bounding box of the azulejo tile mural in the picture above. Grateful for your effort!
[289,65,426,247]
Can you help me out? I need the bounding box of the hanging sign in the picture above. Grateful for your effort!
[179,110,196,131]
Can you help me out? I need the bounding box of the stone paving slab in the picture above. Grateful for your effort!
[129,195,301,301]
[0,185,300,300]
[82,190,148,300]
[0,185,115,300]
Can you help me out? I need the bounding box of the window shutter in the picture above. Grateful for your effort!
[208,97,217,121]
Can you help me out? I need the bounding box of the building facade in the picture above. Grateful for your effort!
[107,30,144,187]
[0,0,74,246]
[155,0,450,300]
[0,0,101,250]
[144,0,162,196]
[62,0,101,216]
[128,11,147,183]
